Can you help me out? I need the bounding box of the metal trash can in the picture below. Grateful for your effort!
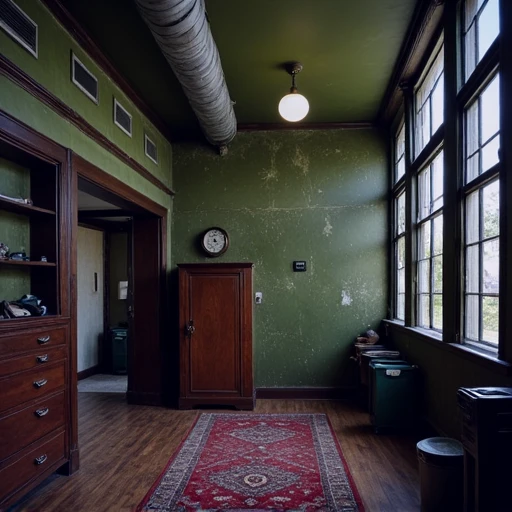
[417,437,464,512]
[360,350,401,386]
[111,328,128,374]
[369,360,417,432]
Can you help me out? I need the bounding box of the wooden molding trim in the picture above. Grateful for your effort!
[0,109,67,165]
[378,0,445,125]
[237,122,374,132]
[40,0,173,145]
[0,54,175,196]
[77,364,100,381]
[73,153,168,218]
[255,387,356,400]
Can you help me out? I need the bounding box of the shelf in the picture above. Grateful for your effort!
[0,259,56,267]
[0,196,56,217]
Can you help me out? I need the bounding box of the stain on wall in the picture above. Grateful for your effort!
[172,129,388,388]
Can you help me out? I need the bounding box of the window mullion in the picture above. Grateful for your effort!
[499,0,512,361]
[403,82,416,327]
[442,0,460,342]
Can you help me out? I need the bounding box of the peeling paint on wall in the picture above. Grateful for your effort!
[292,146,310,175]
[172,129,388,388]
[323,216,333,237]
[341,290,353,306]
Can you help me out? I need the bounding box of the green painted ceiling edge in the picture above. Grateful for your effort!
[58,0,418,138]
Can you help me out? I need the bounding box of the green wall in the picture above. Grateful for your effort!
[0,158,30,300]
[0,0,171,192]
[388,327,512,437]
[172,129,388,388]
[0,0,173,278]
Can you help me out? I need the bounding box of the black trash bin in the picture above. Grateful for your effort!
[111,328,127,374]
[417,437,464,512]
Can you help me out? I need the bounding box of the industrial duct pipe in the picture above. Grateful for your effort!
[135,0,237,149]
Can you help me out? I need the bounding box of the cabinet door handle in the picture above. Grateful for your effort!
[37,335,51,345]
[35,407,49,417]
[185,320,195,337]
[34,454,47,465]
[36,354,49,363]
[33,379,48,388]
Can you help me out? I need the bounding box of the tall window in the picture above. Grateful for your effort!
[415,46,444,157]
[463,73,500,348]
[461,0,500,351]
[388,1,506,358]
[464,0,500,81]
[394,191,406,320]
[417,152,444,330]
[395,123,406,182]
[392,117,406,321]
[413,41,444,332]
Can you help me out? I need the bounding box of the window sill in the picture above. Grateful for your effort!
[383,319,512,376]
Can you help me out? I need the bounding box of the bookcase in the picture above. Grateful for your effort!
[0,112,76,509]
[0,145,60,316]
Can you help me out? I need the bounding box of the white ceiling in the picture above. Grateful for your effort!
[77,190,120,210]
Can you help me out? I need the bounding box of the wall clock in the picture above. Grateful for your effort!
[201,227,229,257]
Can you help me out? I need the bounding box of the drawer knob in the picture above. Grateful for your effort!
[34,454,48,465]
[37,335,51,345]
[33,379,48,389]
[35,407,49,417]
[36,354,49,363]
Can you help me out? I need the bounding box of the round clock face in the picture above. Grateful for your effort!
[202,228,229,257]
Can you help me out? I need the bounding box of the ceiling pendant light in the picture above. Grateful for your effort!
[278,62,309,122]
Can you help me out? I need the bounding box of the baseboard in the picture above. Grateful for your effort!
[255,387,356,400]
[77,365,100,381]
[179,396,255,411]
[127,390,163,406]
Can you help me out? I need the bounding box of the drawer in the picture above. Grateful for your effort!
[0,392,65,461]
[0,363,65,414]
[0,347,67,378]
[0,430,65,503]
[0,327,67,358]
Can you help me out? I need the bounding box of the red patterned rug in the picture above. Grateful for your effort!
[136,413,364,511]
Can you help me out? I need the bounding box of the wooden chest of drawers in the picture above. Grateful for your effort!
[0,323,72,508]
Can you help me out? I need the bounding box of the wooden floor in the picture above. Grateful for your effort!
[10,394,421,512]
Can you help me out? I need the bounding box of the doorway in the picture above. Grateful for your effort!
[76,189,131,394]
[70,153,169,414]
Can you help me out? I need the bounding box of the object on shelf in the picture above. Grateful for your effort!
[0,300,31,318]
[0,243,8,260]
[40,256,47,262]
[356,329,380,345]
[0,295,46,319]
[19,294,46,315]
[9,251,29,261]
[0,192,32,204]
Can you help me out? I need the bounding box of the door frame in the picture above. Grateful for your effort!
[69,152,168,470]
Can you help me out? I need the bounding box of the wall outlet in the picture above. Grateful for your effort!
[255,292,262,304]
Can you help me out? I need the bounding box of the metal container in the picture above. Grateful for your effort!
[369,360,417,433]
[417,437,463,512]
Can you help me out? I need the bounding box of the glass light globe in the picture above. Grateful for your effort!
[278,92,309,122]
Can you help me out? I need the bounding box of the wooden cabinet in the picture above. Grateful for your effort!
[178,263,254,410]
[0,113,75,509]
